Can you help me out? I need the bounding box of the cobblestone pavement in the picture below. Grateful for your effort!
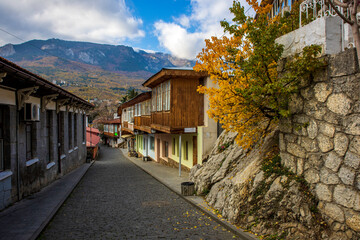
[38,146,242,240]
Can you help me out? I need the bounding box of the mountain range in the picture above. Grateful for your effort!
[0,39,195,101]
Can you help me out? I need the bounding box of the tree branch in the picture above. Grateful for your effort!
[329,0,354,25]
[332,0,350,8]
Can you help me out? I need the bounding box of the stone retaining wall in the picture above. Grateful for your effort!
[279,48,360,238]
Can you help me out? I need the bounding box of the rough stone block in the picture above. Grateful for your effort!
[344,114,360,135]
[319,122,335,138]
[306,154,323,170]
[323,111,340,125]
[334,133,349,157]
[304,100,327,120]
[324,152,342,172]
[307,119,318,139]
[333,185,356,208]
[344,151,360,169]
[324,203,345,223]
[300,137,319,152]
[285,134,297,143]
[317,134,334,153]
[305,169,320,184]
[354,193,360,211]
[349,136,360,155]
[281,152,297,173]
[314,82,333,102]
[338,166,355,185]
[329,48,358,77]
[315,183,332,201]
[326,93,352,116]
[320,168,340,184]
[346,214,360,232]
[297,158,304,175]
[287,143,306,158]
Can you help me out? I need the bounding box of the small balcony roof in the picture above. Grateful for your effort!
[142,67,208,88]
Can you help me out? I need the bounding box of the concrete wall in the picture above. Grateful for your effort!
[276,16,343,57]
[279,49,360,237]
[200,77,218,164]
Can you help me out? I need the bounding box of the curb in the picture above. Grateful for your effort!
[120,150,257,240]
[30,161,94,240]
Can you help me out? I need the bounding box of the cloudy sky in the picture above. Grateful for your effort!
[0,0,251,59]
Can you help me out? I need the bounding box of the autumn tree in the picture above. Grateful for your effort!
[195,0,324,149]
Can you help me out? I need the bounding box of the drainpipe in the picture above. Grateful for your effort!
[179,134,182,177]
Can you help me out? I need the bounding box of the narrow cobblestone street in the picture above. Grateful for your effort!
[38,146,241,239]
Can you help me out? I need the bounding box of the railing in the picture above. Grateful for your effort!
[299,0,354,49]
[151,112,170,127]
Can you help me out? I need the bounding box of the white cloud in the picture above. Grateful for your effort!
[0,0,144,46]
[154,0,250,60]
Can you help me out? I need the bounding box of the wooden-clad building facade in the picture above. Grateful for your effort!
[118,68,218,171]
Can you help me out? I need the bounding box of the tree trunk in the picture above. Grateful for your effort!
[351,22,360,67]
[350,1,360,68]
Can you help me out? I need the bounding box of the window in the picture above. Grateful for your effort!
[163,141,168,158]
[68,112,73,149]
[46,111,52,163]
[128,107,134,123]
[59,112,65,155]
[185,141,189,160]
[163,81,170,111]
[145,100,151,115]
[114,125,118,135]
[172,138,176,155]
[74,113,77,147]
[152,88,157,112]
[123,109,128,122]
[26,123,32,160]
[150,136,154,150]
[156,85,162,111]
[135,104,138,116]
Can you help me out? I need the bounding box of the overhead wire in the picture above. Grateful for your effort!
[0,26,90,72]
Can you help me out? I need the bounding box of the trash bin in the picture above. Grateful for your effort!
[181,182,195,196]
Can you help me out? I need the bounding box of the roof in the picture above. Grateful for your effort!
[98,118,121,124]
[118,91,152,112]
[86,128,100,147]
[142,67,208,88]
[86,127,100,134]
[0,56,94,108]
